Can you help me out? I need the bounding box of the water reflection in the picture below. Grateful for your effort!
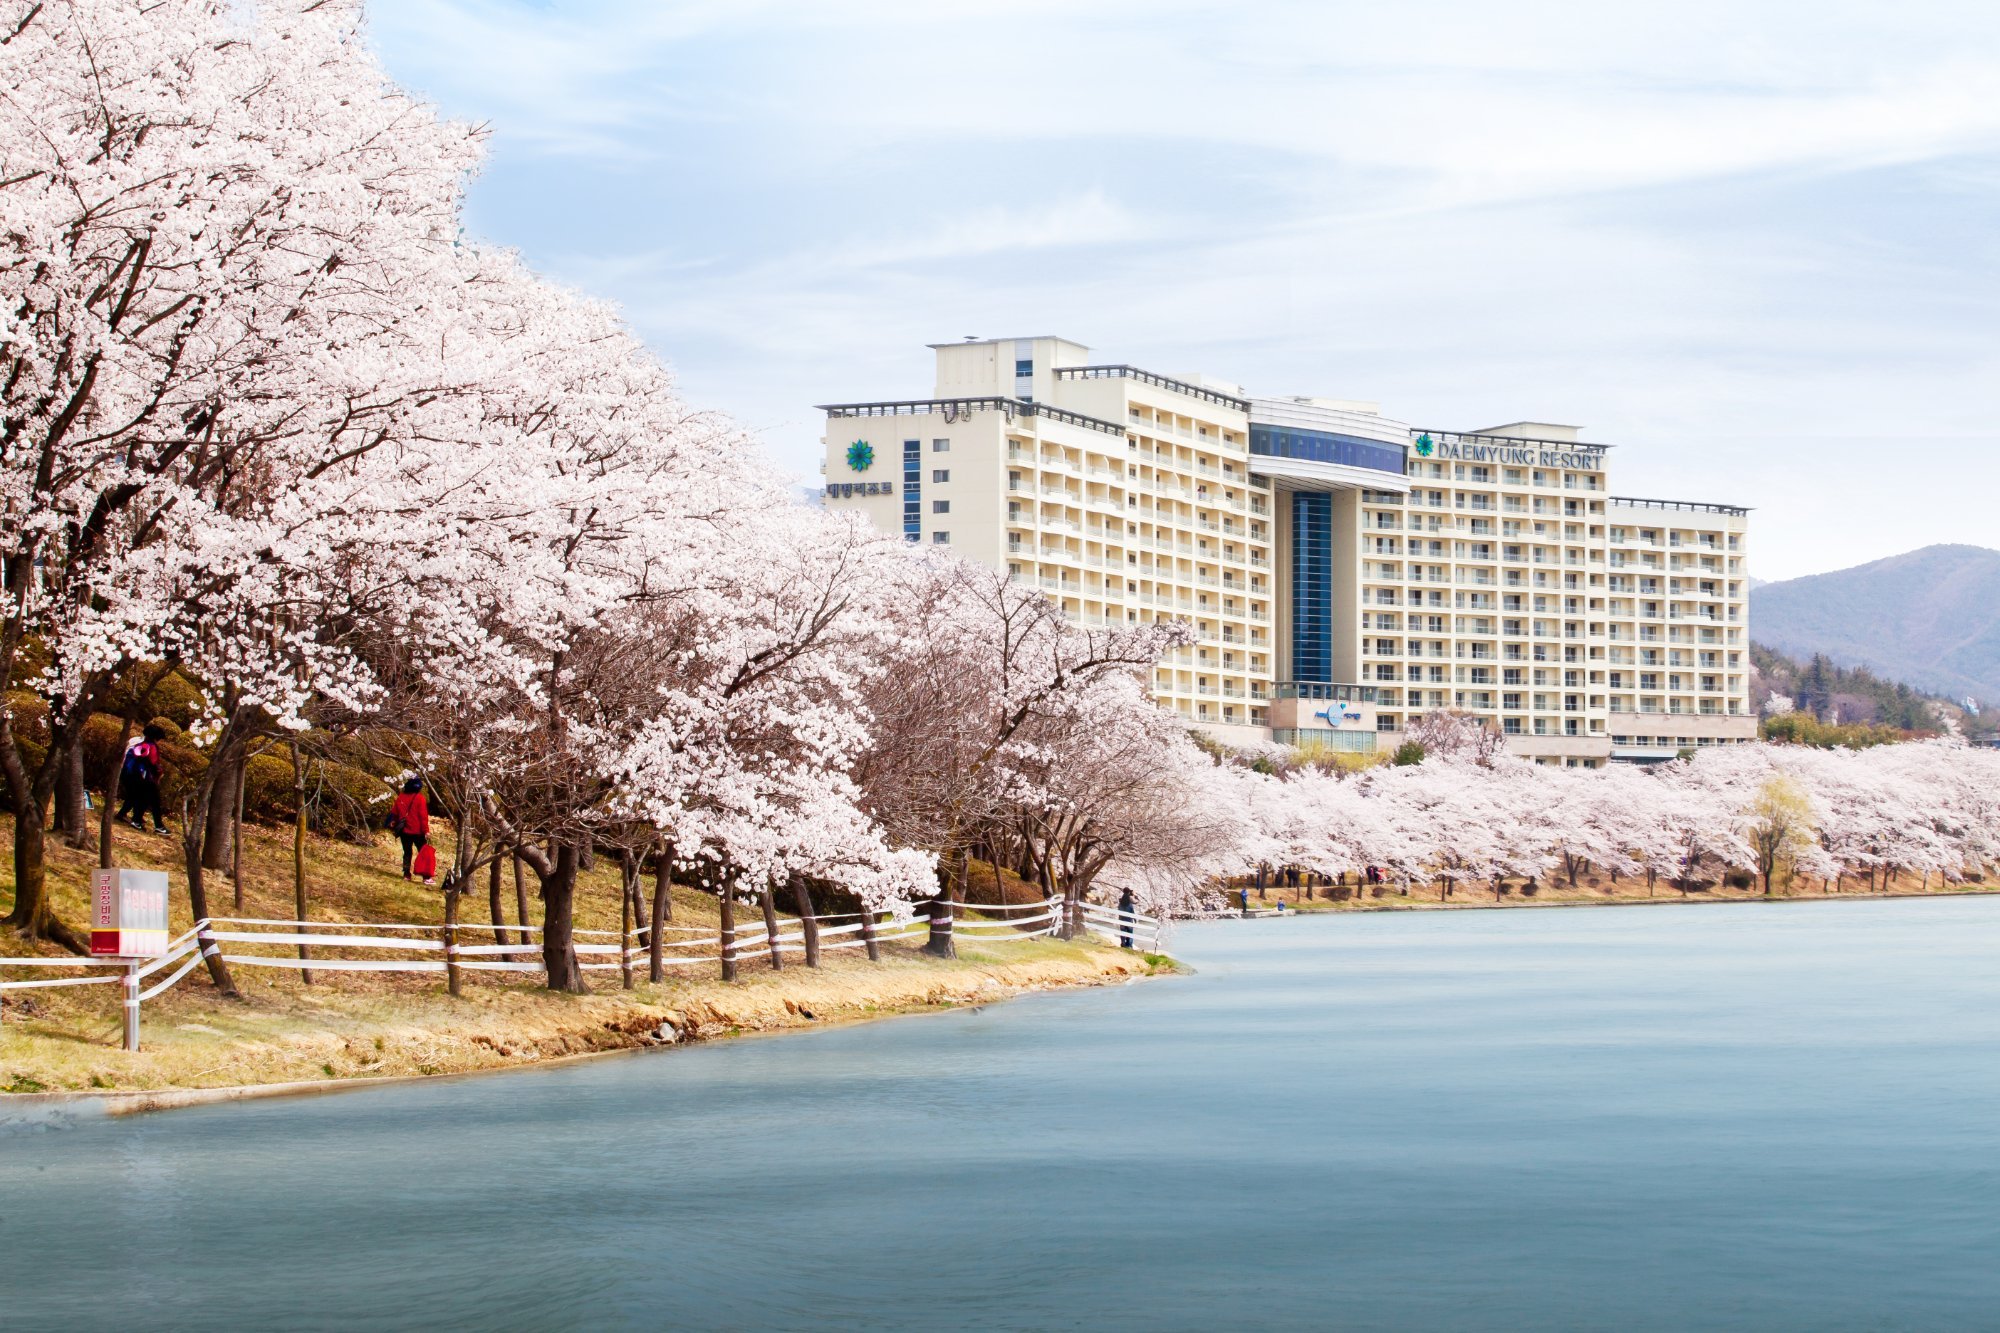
[6,898,2000,1330]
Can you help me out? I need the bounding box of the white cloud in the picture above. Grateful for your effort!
[365,0,2000,580]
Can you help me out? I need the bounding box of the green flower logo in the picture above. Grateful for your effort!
[1414,433,1434,457]
[846,439,874,472]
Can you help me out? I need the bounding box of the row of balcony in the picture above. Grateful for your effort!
[1010,529,1269,567]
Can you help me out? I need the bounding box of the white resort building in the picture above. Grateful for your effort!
[819,336,1754,767]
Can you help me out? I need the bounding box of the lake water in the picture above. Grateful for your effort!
[7,898,2000,1330]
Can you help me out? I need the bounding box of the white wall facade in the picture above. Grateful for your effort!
[820,340,1757,765]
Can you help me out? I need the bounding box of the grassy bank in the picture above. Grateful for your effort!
[0,817,1167,1095]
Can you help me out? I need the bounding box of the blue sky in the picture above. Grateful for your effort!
[368,1,2000,582]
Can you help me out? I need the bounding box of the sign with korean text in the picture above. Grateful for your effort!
[90,868,169,958]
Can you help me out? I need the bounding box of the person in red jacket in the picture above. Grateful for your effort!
[389,777,431,881]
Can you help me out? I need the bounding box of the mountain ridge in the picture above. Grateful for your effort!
[1751,544,2000,707]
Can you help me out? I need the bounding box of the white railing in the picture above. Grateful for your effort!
[0,896,1135,1052]
[1078,902,1165,951]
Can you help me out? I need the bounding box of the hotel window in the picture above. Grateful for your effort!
[932,469,949,483]
[932,438,950,453]
[931,532,950,545]
[931,500,949,514]
[1015,358,1033,377]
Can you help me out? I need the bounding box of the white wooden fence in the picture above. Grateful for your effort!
[0,896,1162,1051]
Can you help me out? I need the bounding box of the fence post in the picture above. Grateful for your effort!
[123,961,141,1052]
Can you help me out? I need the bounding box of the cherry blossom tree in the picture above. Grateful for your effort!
[0,0,477,950]
[855,557,1190,957]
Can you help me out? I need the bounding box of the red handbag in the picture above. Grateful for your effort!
[412,843,438,879]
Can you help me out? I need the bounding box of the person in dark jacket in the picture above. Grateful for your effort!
[389,778,431,880]
[116,724,169,834]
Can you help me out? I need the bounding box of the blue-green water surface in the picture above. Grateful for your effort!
[6,897,2000,1330]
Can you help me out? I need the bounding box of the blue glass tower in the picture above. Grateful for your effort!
[1290,490,1332,683]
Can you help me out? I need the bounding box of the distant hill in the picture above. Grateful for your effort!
[1749,643,1986,741]
[1752,545,2000,710]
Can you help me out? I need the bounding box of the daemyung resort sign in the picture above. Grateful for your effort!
[1412,432,1607,472]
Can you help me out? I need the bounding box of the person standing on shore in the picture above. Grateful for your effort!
[388,778,431,880]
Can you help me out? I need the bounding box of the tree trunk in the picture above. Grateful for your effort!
[719,886,738,983]
[290,744,312,984]
[6,802,87,952]
[924,850,960,959]
[202,750,244,873]
[513,855,531,952]
[99,715,133,870]
[653,852,673,923]
[760,885,783,972]
[180,823,237,995]
[443,881,463,999]
[231,761,248,911]
[629,858,650,939]
[649,860,672,983]
[488,854,509,949]
[620,871,634,992]
[926,886,955,956]
[3,681,97,950]
[538,843,584,993]
[859,905,880,962]
[55,740,89,850]
[792,879,821,968]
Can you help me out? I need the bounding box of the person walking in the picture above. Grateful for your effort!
[388,778,431,882]
[115,725,169,834]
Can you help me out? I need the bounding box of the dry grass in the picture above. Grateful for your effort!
[1,818,1162,1094]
